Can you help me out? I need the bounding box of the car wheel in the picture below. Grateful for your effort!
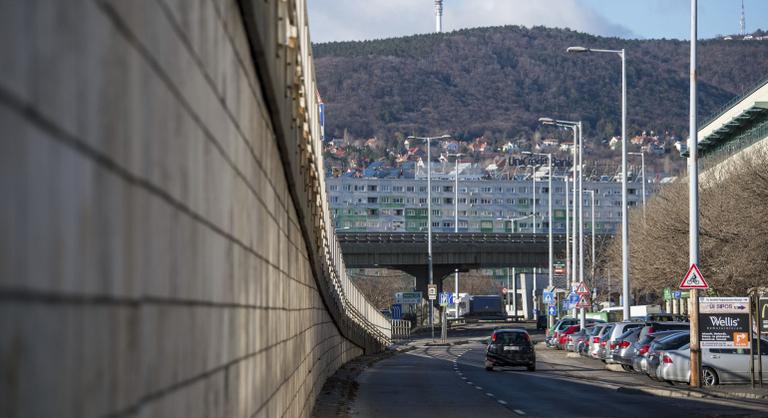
[621,365,633,372]
[527,363,536,372]
[702,367,719,387]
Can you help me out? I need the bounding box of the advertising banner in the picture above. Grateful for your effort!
[699,297,750,349]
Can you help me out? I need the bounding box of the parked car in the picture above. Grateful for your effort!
[566,328,589,352]
[637,321,691,343]
[589,323,614,359]
[632,313,688,323]
[485,329,536,371]
[646,331,690,380]
[603,322,645,363]
[556,325,580,350]
[610,327,643,371]
[631,330,685,373]
[580,326,602,357]
[658,338,768,386]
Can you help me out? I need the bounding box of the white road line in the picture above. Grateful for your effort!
[461,377,467,380]
[513,409,526,415]
[485,393,494,397]
[475,386,482,390]
[467,381,473,385]
[497,400,508,405]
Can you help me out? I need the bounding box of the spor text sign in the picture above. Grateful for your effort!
[699,297,750,349]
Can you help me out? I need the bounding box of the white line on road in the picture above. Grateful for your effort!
[461,376,467,380]
[467,381,473,385]
[475,386,482,390]
[497,400,507,405]
[513,409,526,415]
[485,393,494,397]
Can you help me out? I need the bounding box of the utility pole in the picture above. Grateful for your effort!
[688,0,702,388]
[532,168,538,319]
[450,153,463,319]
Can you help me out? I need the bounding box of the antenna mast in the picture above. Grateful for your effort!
[434,0,443,33]
[740,0,746,36]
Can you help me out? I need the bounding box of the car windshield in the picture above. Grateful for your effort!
[600,325,614,337]
[617,328,638,340]
[495,332,528,345]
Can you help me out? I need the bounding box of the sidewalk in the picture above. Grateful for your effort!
[538,344,768,404]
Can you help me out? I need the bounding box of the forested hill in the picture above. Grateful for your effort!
[313,25,768,142]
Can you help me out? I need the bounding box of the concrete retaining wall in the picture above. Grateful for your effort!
[0,0,385,417]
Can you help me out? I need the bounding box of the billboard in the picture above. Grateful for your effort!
[699,297,750,349]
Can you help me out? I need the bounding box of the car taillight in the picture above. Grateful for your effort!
[662,354,673,364]
[610,343,617,350]
[492,333,496,342]
[592,337,599,343]
[523,333,530,342]
[638,345,650,355]
[600,341,606,347]
[619,341,631,349]
[647,327,654,334]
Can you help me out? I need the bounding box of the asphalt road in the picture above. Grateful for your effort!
[348,324,768,417]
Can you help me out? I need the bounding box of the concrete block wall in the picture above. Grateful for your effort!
[0,0,369,417]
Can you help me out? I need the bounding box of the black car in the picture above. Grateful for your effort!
[485,329,536,371]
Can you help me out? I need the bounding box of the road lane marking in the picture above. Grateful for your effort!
[467,381,473,385]
[497,400,508,405]
[475,386,482,390]
[485,393,494,397]
[513,409,526,415]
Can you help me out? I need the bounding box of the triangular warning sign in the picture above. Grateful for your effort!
[575,281,590,295]
[575,294,591,309]
[679,264,709,289]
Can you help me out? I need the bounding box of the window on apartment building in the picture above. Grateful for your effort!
[368,185,378,192]
[393,197,404,204]
[542,187,549,193]
[518,198,528,205]
[470,210,478,216]
[405,197,415,204]
[419,186,427,193]
[443,186,453,192]
[381,185,390,192]
[444,197,453,204]
[431,186,440,192]
[406,186,415,192]
[442,221,452,228]
[331,196,339,203]
[459,210,468,216]
[432,209,441,216]
[506,187,515,193]
[460,187,468,193]
[496,187,503,193]
[431,197,439,204]
[481,187,492,193]
[628,201,637,207]
[432,221,440,227]
[554,187,563,193]
[393,186,404,192]
[395,209,403,216]
[469,198,478,204]
[419,198,427,204]
[380,197,390,204]
[519,186,527,193]
[367,197,378,204]
[628,188,637,195]
[495,199,504,204]
[329,185,338,191]
[367,209,379,216]
[480,198,491,204]
[505,198,514,204]
[459,198,467,204]
[343,185,352,191]
[459,220,469,228]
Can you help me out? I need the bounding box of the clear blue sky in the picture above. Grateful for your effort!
[308,0,768,43]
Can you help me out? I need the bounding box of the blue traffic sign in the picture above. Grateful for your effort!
[391,303,403,320]
[673,291,682,300]
[439,292,453,306]
[548,305,557,316]
[568,292,579,305]
[543,291,554,304]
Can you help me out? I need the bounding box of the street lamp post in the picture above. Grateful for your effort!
[407,134,451,341]
[448,153,464,319]
[567,45,630,321]
[539,118,581,318]
[585,190,596,285]
[523,151,554,328]
[629,152,647,224]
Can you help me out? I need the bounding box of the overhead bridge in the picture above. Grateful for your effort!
[338,232,569,293]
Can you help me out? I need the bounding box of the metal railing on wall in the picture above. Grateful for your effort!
[291,0,391,346]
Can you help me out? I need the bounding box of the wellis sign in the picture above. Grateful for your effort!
[699,297,750,349]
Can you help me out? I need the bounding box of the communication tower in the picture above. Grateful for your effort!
[434,0,443,33]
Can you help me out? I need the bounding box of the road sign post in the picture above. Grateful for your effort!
[682,263,709,388]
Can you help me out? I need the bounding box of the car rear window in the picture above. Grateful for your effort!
[495,332,529,345]
[654,332,690,350]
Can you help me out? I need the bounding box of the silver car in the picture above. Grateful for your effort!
[603,322,644,363]
[631,330,684,373]
[611,327,642,371]
[658,338,768,386]
[590,323,614,359]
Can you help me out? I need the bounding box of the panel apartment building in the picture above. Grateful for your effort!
[326,163,649,234]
